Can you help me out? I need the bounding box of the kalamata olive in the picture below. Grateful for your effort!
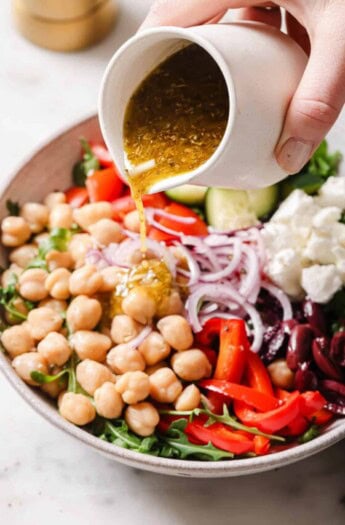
[294,363,318,392]
[312,338,343,381]
[286,324,313,371]
[261,322,287,364]
[303,300,327,336]
[319,379,345,415]
[329,332,345,367]
[320,379,345,398]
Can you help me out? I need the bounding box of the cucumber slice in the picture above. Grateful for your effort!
[205,188,257,231]
[165,184,208,206]
[247,185,279,218]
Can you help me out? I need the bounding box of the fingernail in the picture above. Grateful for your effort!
[276,138,314,174]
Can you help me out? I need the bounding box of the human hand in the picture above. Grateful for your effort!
[140,1,345,174]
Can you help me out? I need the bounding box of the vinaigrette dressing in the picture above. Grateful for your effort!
[123,43,229,251]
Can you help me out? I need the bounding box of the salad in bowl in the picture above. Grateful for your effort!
[0,120,344,472]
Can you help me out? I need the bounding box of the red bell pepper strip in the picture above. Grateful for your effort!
[150,202,208,239]
[199,380,279,412]
[310,408,333,426]
[197,346,218,368]
[280,414,309,437]
[90,143,114,167]
[253,435,271,455]
[65,186,89,208]
[245,350,274,397]
[206,391,228,415]
[185,421,254,455]
[195,318,221,347]
[148,226,176,244]
[86,167,124,203]
[233,391,301,434]
[299,391,326,419]
[214,319,249,383]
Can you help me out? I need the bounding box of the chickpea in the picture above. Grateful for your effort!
[73,202,112,230]
[110,314,142,345]
[122,288,156,324]
[157,315,193,351]
[46,250,73,271]
[76,359,115,396]
[1,264,22,287]
[41,377,65,398]
[156,290,184,318]
[138,331,171,366]
[115,371,150,404]
[99,266,126,293]
[37,332,71,366]
[12,352,48,385]
[71,330,111,362]
[59,392,96,426]
[19,269,49,301]
[1,324,35,358]
[45,268,71,300]
[66,295,102,332]
[123,210,144,233]
[27,307,63,340]
[9,244,38,268]
[145,362,168,375]
[20,203,49,233]
[49,203,74,229]
[69,265,103,296]
[106,344,145,374]
[267,358,295,390]
[125,402,159,437]
[94,382,124,419]
[5,297,29,325]
[149,367,182,403]
[68,233,94,268]
[175,385,201,411]
[1,216,31,247]
[171,350,211,382]
[34,232,49,246]
[44,191,66,209]
[88,219,122,246]
[39,298,67,313]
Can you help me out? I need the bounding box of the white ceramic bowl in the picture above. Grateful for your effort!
[0,115,344,478]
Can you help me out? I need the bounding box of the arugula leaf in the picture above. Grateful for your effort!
[30,352,86,394]
[27,227,72,270]
[325,288,345,333]
[6,199,20,216]
[280,140,342,196]
[0,274,32,322]
[299,425,319,444]
[102,420,161,455]
[72,138,100,187]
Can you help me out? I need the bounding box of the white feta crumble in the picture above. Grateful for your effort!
[270,189,319,227]
[316,176,345,208]
[266,249,303,299]
[301,265,342,303]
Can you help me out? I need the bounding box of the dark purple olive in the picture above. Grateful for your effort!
[261,322,287,364]
[286,324,313,371]
[320,379,345,398]
[294,363,318,391]
[325,403,345,415]
[303,300,327,336]
[312,338,343,381]
[329,332,345,367]
[319,379,345,414]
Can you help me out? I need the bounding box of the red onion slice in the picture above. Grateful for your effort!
[146,207,196,224]
[173,243,200,285]
[200,239,242,282]
[261,282,293,321]
[127,325,152,349]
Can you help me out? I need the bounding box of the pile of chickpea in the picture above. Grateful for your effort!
[0,192,212,437]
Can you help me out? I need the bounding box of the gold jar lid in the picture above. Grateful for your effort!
[22,0,105,21]
[12,0,118,52]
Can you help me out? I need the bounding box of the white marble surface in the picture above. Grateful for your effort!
[0,1,344,523]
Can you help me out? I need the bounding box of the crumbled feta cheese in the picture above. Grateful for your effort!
[266,249,303,298]
[301,265,342,303]
[302,231,336,265]
[317,176,345,208]
[271,189,319,226]
[312,207,342,229]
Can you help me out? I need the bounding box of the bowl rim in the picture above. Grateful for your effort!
[1,114,344,477]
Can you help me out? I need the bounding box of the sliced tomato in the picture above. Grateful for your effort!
[199,380,279,412]
[152,202,208,238]
[90,142,113,167]
[86,167,124,203]
[65,186,89,208]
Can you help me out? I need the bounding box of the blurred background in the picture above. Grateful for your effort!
[0,2,344,524]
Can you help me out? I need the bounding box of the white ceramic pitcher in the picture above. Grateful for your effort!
[99,22,307,192]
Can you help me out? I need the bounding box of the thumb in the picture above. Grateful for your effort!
[275,14,345,174]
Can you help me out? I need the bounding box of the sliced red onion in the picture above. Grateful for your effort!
[239,244,260,299]
[173,243,200,285]
[261,281,293,321]
[85,249,109,269]
[127,325,152,349]
[146,207,196,224]
[200,239,242,282]
[181,235,222,271]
